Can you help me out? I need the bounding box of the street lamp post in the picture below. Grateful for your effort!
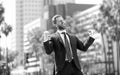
[116,10,120,75]
[115,0,120,74]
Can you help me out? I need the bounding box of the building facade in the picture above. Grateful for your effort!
[10,0,44,58]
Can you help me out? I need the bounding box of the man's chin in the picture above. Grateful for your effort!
[59,26,65,30]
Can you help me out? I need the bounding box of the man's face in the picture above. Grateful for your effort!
[56,16,66,30]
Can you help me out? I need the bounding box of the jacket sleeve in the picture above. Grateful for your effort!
[43,38,54,55]
[76,36,95,51]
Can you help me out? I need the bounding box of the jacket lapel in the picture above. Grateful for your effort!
[56,32,64,45]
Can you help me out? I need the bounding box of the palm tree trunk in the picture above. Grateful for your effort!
[117,41,119,75]
[101,33,107,74]
[5,35,8,75]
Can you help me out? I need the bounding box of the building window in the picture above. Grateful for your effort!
[44,0,53,6]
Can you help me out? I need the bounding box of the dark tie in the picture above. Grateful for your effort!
[62,32,72,62]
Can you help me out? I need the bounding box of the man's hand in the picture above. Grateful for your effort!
[88,29,96,39]
[43,31,51,42]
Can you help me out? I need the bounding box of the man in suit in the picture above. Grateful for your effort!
[43,15,95,75]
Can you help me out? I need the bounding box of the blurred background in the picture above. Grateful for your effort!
[0,0,120,75]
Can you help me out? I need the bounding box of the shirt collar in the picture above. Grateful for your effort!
[57,30,66,34]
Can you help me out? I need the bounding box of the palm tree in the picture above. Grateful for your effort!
[0,4,4,24]
[1,22,12,36]
[99,0,120,41]
[99,0,120,74]
[27,27,43,57]
[27,27,55,74]
[1,21,12,75]
[0,4,4,38]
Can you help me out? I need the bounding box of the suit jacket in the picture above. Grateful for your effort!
[43,32,95,72]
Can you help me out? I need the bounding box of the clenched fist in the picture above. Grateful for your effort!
[43,31,51,42]
[88,29,96,39]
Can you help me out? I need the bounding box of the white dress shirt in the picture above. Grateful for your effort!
[57,30,73,61]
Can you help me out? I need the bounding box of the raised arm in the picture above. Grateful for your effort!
[76,36,95,51]
[76,30,95,51]
[43,31,54,54]
[43,39,54,54]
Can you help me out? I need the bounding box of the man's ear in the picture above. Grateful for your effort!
[53,19,57,24]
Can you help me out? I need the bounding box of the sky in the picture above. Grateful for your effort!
[75,0,103,4]
[0,0,103,49]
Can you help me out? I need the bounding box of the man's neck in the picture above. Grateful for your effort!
[57,29,66,34]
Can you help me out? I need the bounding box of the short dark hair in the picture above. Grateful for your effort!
[52,15,62,24]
